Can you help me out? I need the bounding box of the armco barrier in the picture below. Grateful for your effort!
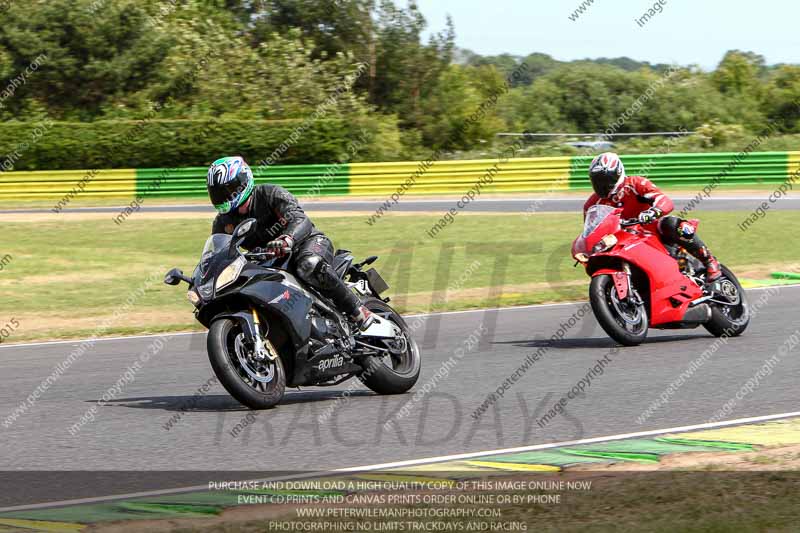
[347,157,573,195]
[0,151,797,202]
[0,169,137,201]
[569,152,791,189]
[135,164,349,198]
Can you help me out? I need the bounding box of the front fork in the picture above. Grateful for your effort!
[217,309,276,362]
[617,263,646,309]
[251,308,277,362]
[610,262,632,300]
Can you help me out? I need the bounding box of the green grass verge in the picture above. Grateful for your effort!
[1,211,798,342]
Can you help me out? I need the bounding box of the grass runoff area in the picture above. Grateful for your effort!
[1,210,799,342]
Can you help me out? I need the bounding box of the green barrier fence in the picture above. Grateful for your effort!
[1,151,797,202]
[135,164,350,199]
[568,152,791,189]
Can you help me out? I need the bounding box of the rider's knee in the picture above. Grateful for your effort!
[657,215,688,241]
[296,254,338,290]
[296,254,322,283]
[658,215,679,234]
[676,220,696,241]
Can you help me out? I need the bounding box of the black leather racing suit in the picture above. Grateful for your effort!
[211,184,361,315]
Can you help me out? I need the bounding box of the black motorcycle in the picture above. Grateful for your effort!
[164,218,420,409]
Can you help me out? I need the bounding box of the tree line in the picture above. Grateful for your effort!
[0,0,797,170]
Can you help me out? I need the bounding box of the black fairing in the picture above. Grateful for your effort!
[333,250,354,278]
[196,264,314,349]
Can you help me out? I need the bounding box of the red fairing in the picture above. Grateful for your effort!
[575,206,704,327]
[595,229,702,325]
[573,207,625,255]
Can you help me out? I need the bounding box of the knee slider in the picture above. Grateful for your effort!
[302,256,339,290]
[315,261,341,290]
[677,221,696,241]
[296,255,322,282]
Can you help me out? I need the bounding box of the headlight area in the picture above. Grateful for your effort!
[592,234,618,254]
[574,252,589,264]
[187,288,201,307]
[216,256,246,292]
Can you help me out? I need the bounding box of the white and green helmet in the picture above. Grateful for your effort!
[207,156,255,214]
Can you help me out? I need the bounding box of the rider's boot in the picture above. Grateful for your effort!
[681,235,722,282]
[306,260,375,331]
[351,305,376,331]
[696,245,722,282]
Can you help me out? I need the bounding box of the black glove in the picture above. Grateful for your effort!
[265,235,294,257]
[638,208,662,224]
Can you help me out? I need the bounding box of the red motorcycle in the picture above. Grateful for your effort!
[572,205,749,346]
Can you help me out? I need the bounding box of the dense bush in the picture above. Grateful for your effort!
[0,117,402,171]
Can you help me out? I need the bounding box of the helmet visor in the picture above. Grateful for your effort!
[209,174,250,211]
[590,169,616,198]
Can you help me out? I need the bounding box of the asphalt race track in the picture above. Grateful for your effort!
[2,285,799,506]
[4,196,800,215]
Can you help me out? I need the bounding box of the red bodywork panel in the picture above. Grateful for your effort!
[573,209,704,326]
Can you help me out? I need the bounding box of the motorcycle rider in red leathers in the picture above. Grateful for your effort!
[583,152,722,281]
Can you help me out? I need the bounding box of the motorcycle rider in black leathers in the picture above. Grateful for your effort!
[206,156,375,329]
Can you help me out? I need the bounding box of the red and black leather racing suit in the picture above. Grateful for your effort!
[583,175,719,270]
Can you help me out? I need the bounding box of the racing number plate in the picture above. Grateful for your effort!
[366,268,389,295]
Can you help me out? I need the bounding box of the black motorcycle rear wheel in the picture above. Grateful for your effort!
[704,264,749,338]
[208,318,286,409]
[357,298,421,394]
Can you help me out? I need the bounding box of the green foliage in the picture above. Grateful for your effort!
[417,64,505,149]
[0,117,399,170]
[712,50,766,95]
[763,65,800,132]
[0,0,174,120]
[244,0,376,61]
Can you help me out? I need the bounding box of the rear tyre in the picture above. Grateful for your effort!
[704,265,749,338]
[208,318,286,409]
[357,298,421,394]
[590,274,649,346]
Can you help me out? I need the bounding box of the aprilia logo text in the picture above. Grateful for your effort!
[318,355,344,371]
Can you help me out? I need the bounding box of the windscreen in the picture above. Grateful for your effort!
[198,234,234,280]
[582,204,616,238]
[202,234,232,258]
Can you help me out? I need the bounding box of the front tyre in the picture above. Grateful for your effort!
[208,318,286,409]
[704,265,749,338]
[357,298,421,394]
[590,274,649,346]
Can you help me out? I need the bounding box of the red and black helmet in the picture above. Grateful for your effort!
[588,152,625,198]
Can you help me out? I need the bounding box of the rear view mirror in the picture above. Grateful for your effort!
[234,218,257,239]
[164,267,191,286]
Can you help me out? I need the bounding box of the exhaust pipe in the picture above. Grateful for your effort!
[682,303,711,325]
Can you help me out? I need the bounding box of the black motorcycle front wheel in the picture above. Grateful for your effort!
[357,298,421,394]
[208,318,286,409]
[590,274,649,346]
